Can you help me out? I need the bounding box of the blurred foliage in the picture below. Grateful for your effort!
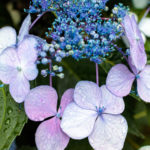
[0,0,150,150]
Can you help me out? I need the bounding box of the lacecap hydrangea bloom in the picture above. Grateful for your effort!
[24,85,74,150]
[0,14,39,103]
[61,81,128,150]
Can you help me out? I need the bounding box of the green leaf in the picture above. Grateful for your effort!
[0,85,27,150]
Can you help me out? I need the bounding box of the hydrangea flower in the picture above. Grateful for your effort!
[0,14,31,55]
[0,37,38,103]
[106,61,150,102]
[106,14,150,102]
[24,86,74,150]
[61,81,128,150]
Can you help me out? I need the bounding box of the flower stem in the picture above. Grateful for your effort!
[139,7,150,25]
[49,62,52,87]
[96,63,99,86]
[29,11,49,31]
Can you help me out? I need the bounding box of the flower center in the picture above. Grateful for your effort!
[17,66,22,72]
[56,112,61,118]
[135,74,140,79]
[96,106,105,116]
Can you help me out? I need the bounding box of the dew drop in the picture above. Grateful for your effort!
[5,118,10,125]
[7,107,13,114]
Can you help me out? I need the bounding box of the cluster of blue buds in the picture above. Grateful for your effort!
[36,39,65,78]
[45,0,128,63]
[27,0,129,65]
[26,0,53,13]
[112,3,129,21]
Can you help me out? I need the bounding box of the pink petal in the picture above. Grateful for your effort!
[61,102,97,139]
[88,114,128,150]
[24,86,58,121]
[35,117,69,150]
[9,73,30,103]
[100,85,125,114]
[18,14,31,43]
[74,81,101,111]
[58,88,74,116]
[0,48,19,84]
[23,63,38,80]
[0,26,16,54]
[18,37,38,66]
[106,64,135,97]
[137,65,150,102]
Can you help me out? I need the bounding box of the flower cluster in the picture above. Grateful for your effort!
[47,0,128,64]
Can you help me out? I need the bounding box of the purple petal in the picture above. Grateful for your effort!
[123,15,135,44]
[9,73,30,103]
[130,42,147,72]
[137,65,150,102]
[61,102,97,139]
[35,117,69,150]
[18,37,38,65]
[100,85,125,114]
[124,15,147,71]
[0,26,16,54]
[74,81,101,111]
[106,64,135,97]
[58,88,74,116]
[24,86,58,121]
[88,114,128,150]
[23,63,38,80]
[0,48,19,84]
[18,14,31,43]
[128,56,138,74]
[130,15,147,71]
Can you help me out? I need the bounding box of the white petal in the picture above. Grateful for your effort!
[137,65,150,102]
[132,0,148,9]
[74,81,101,111]
[18,14,31,43]
[89,114,128,150]
[139,146,150,150]
[139,18,150,37]
[0,26,16,54]
[61,102,97,139]
[0,48,19,84]
[100,85,125,114]
[9,73,30,103]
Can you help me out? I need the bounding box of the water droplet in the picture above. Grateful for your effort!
[7,107,13,114]
[5,118,10,125]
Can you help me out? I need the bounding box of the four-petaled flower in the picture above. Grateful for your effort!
[0,37,38,103]
[106,15,150,102]
[24,85,74,150]
[61,81,128,150]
